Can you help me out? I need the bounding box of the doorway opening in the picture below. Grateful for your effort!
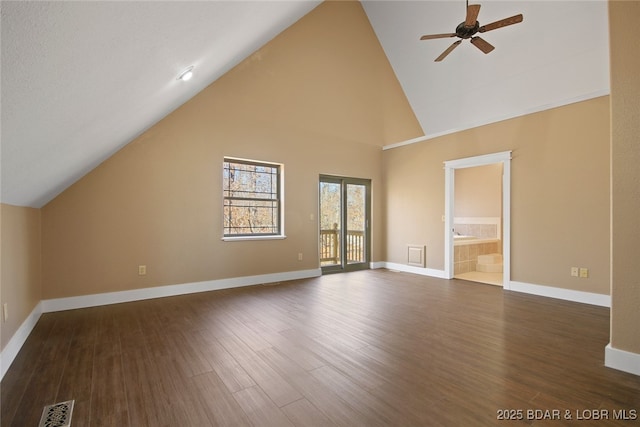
[444,151,511,289]
[319,176,371,274]
[453,163,503,286]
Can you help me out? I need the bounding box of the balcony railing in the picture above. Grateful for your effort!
[320,228,365,265]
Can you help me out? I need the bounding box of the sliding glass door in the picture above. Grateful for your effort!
[319,176,371,274]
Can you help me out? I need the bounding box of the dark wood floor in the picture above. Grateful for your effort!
[2,270,639,426]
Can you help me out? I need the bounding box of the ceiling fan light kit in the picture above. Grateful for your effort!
[420,1,523,62]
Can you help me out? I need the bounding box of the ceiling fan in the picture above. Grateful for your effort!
[420,0,523,62]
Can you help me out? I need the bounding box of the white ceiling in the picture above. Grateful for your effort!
[363,0,610,145]
[0,0,322,208]
[1,0,610,208]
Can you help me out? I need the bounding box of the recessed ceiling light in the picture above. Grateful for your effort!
[177,66,194,82]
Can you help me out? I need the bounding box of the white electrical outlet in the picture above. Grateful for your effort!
[138,265,147,276]
[579,268,589,278]
[298,252,303,261]
[571,267,579,277]
[3,303,8,322]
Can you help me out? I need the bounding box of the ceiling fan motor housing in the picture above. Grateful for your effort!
[456,21,480,39]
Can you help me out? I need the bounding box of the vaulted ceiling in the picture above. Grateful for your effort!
[363,0,610,146]
[1,1,610,208]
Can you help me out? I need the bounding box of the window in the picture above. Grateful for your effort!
[223,158,283,238]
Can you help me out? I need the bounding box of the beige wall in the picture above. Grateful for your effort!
[0,204,41,351]
[40,1,422,299]
[383,96,611,295]
[609,1,640,354]
[454,163,502,219]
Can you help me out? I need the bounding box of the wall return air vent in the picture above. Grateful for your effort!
[407,244,426,268]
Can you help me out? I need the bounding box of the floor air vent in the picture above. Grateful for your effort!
[39,400,74,427]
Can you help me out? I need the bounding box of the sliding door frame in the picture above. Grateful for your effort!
[319,175,371,274]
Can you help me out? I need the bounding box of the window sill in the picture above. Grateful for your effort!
[222,235,287,242]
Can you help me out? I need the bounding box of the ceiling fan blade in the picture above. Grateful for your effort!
[420,33,457,40]
[465,4,481,27]
[479,14,523,33]
[470,36,495,54]
[435,40,462,62]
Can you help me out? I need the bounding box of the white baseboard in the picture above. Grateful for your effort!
[377,261,447,279]
[509,281,610,307]
[42,268,322,313]
[377,266,610,307]
[605,343,640,376]
[0,302,43,380]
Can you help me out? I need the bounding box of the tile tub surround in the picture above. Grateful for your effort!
[453,223,498,240]
[454,239,500,275]
[453,217,501,241]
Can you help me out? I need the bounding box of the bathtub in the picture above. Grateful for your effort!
[453,235,477,241]
[453,235,500,246]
